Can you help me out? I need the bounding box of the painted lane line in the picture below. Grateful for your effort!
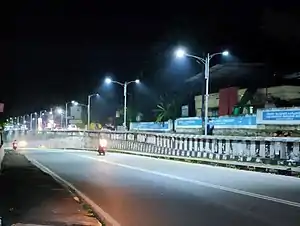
[108,151,300,182]
[26,156,121,226]
[76,154,300,209]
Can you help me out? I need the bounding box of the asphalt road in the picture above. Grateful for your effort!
[22,149,300,226]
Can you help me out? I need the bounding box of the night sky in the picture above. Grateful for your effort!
[2,2,300,121]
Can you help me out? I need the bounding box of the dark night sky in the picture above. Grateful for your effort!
[1,1,300,120]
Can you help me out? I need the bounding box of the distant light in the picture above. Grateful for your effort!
[175,48,186,58]
[222,51,229,56]
[135,79,140,84]
[96,93,100,97]
[56,108,63,114]
[42,113,45,116]
[105,77,112,84]
[49,111,53,115]
[73,102,78,106]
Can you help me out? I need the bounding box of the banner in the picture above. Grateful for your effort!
[130,120,173,132]
[175,115,257,129]
[256,108,300,125]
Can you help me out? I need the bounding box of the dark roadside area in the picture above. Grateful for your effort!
[0,150,100,226]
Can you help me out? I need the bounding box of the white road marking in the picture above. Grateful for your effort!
[26,156,121,226]
[107,150,300,182]
[76,154,300,209]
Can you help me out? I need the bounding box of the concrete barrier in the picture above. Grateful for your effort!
[5,130,300,167]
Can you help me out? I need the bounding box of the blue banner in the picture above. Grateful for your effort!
[262,109,300,121]
[257,108,300,125]
[175,115,257,129]
[130,121,172,131]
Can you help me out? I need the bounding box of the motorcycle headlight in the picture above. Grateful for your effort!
[99,139,107,147]
[18,140,28,147]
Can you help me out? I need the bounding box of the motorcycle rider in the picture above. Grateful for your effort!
[98,136,107,155]
[12,139,18,149]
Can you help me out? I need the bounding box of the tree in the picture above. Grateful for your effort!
[153,92,182,123]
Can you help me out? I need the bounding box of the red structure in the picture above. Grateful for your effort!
[218,87,238,116]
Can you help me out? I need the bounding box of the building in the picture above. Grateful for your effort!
[194,85,300,117]
[184,63,300,117]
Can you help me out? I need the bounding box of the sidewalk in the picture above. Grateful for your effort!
[0,150,100,226]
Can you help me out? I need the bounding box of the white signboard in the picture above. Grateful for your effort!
[181,105,189,117]
[70,105,82,120]
[69,119,82,124]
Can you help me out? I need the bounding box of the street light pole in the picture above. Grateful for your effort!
[30,113,37,130]
[87,94,99,130]
[204,54,210,136]
[87,96,91,130]
[123,82,128,129]
[175,49,229,135]
[104,78,140,130]
[30,113,33,130]
[65,103,68,128]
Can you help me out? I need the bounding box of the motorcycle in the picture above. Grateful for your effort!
[12,142,18,151]
[98,138,107,155]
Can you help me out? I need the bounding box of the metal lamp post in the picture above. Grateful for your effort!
[65,101,77,128]
[175,48,229,135]
[105,78,140,130]
[30,112,37,130]
[56,108,63,128]
[87,93,99,130]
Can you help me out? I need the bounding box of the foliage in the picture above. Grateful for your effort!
[153,92,182,122]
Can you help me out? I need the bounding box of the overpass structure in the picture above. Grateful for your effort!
[4,130,300,172]
[2,130,300,226]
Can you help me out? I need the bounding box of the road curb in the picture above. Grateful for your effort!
[25,155,120,226]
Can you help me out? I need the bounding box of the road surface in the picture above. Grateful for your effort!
[22,149,300,226]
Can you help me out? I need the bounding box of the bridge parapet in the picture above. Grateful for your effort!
[4,130,300,166]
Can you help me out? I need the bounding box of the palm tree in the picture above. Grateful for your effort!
[153,93,182,130]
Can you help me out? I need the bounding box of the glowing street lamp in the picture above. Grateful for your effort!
[104,77,140,129]
[56,108,63,114]
[175,47,230,135]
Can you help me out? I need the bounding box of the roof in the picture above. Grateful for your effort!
[186,63,266,83]
[284,72,300,80]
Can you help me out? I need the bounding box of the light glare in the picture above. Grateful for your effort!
[56,108,63,114]
[175,49,186,58]
[222,51,229,56]
[105,77,112,84]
